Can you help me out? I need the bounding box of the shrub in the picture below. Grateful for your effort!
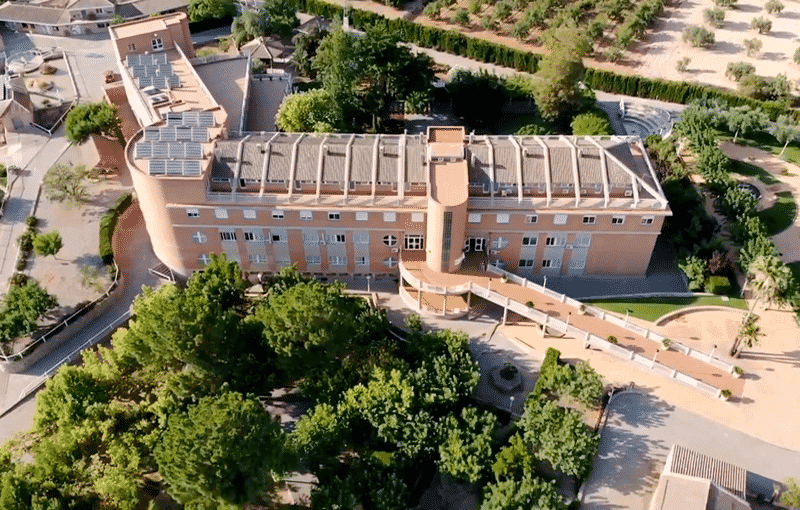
[750,17,772,34]
[683,26,715,47]
[721,388,732,399]
[705,275,732,295]
[9,273,28,286]
[679,255,707,290]
[713,0,736,8]
[607,335,618,344]
[15,258,26,271]
[571,110,613,135]
[794,47,800,65]
[605,47,623,62]
[17,230,35,253]
[452,8,469,25]
[99,192,133,265]
[726,61,755,81]
[765,0,784,13]
[743,38,762,57]
[480,14,497,30]
[703,7,725,27]
[423,1,442,18]
[25,216,38,228]
[676,56,691,73]
[525,300,534,307]
[468,0,482,14]
[662,338,672,348]
[252,59,267,74]
[218,37,232,52]
[532,347,561,396]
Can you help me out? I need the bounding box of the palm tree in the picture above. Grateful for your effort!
[732,314,764,357]
[747,255,791,311]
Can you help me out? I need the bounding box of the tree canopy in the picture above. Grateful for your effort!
[571,111,613,136]
[187,0,235,22]
[275,88,341,133]
[64,101,124,145]
[33,231,63,258]
[231,0,298,46]
[0,279,57,346]
[533,28,587,122]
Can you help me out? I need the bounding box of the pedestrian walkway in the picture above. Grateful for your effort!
[399,253,743,397]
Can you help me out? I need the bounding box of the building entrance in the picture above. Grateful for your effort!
[465,238,486,253]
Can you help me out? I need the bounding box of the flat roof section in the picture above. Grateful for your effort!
[430,161,467,206]
[194,58,248,134]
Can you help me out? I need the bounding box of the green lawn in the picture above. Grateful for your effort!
[729,159,781,185]
[495,111,551,135]
[734,131,800,168]
[757,191,797,236]
[585,296,748,322]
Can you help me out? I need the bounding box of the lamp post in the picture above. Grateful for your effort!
[652,348,660,367]
[542,275,547,290]
[625,308,631,325]
[509,395,515,414]
[366,274,371,293]
[709,344,717,361]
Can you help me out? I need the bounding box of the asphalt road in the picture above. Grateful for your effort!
[582,391,800,510]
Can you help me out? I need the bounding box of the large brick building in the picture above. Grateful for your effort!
[110,13,672,285]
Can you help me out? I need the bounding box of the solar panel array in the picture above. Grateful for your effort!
[148,159,202,176]
[166,111,215,127]
[143,126,208,142]
[135,142,203,159]
[126,52,180,89]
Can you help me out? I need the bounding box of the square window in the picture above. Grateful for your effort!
[243,231,256,242]
[384,212,397,223]
[356,211,368,221]
[300,210,313,221]
[492,237,508,250]
[272,234,284,243]
[187,208,199,218]
[404,235,424,250]
[249,254,268,264]
[328,211,341,221]
[306,256,321,266]
[383,257,397,268]
[542,259,552,268]
[327,234,346,244]
[353,232,369,245]
[412,212,424,223]
[496,213,510,224]
[526,214,538,224]
[554,214,567,225]
[329,256,347,266]
[243,209,256,220]
[468,213,481,223]
[272,209,284,220]
[219,231,236,241]
[612,216,625,225]
[214,208,228,220]
[522,236,537,246]
[545,237,557,246]
[519,259,534,267]
[128,43,136,51]
[582,216,596,225]
[641,216,654,225]
[198,254,211,265]
[152,38,163,51]
[355,256,368,266]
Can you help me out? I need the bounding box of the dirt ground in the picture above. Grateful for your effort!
[626,0,800,88]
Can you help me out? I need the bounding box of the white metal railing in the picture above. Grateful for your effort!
[205,191,428,209]
[14,311,131,404]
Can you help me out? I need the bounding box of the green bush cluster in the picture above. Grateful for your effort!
[98,193,132,265]
[705,275,732,295]
[532,347,604,408]
[15,216,39,272]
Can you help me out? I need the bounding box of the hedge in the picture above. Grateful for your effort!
[531,347,561,397]
[99,192,133,265]
[293,0,795,120]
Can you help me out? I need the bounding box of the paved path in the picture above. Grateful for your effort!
[582,392,800,510]
[402,257,742,395]
[0,202,160,415]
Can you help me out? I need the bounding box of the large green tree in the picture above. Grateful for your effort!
[438,406,498,483]
[0,280,57,347]
[33,231,63,258]
[774,114,800,156]
[42,164,91,204]
[571,111,613,135]
[726,105,767,143]
[64,101,124,145]
[154,390,288,509]
[290,25,329,79]
[275,88,342,133]
[481,476,564,510]
[231,0,298,46]
[532,28,588,122]
[187,0,235,22]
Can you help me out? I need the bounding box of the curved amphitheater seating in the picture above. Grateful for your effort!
[620,102,679,139]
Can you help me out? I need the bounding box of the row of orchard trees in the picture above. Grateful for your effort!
[0,254,604,509]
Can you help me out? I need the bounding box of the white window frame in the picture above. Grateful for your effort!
[383,212,397,223]
[526,214,538,224]
[328,211,341,221]
[243,209,256,220]
[383,257,398,268]
[519,259,535,267]
[383,235,397,247]
[574,235,591,248]
[404,235,424,250]
[198,254,211,265]
[187,208,199,218]
[412,212,424,223]
[271,233,286,243]
[355,211,369,221]
[492,237,509,250]
[496,213,510,224]
[468,213,482,223]
[192,232,207,244]
[353,232,369,245]
[542,259,553,268]
[243,231,260,242]
[272,209,284,220]
[249,254,268,264]
[306,255,321,266]
[151,37,163,51]
[612,215,625,225]
[300,210,313,221]
[545,236,558,246]
[127,43,136,52]
[641,215,654,225]
[329,255,347,266]
[554,214,568,225]
[355,256,368,266]
[214,208,228,220]
[582,215,596,225]
[327,233,346,244]
[219,231,236,241]
[522,235,537,246]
